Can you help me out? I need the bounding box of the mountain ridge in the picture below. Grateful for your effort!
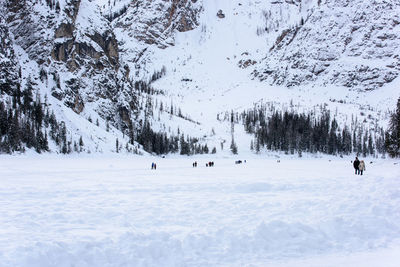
[0,0,399,155]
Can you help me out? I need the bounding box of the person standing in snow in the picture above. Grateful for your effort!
[353,157,360,175]
[359,160,366,175]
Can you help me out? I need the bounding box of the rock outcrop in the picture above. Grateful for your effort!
[0,16,20,95]
[114,0,202,49]
[4,0,134,125]
[253,0,400,91]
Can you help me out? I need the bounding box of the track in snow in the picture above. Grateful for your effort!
[0,155,399,266]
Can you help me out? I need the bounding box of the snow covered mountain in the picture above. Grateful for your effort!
[253,0,400,90]
[0,0,399,155]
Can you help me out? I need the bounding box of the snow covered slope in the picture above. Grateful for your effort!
[1,0,141,153]
[0,0,399,154]
[254,0,400,90]
[131,0,400,153]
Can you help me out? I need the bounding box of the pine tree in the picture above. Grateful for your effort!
[255,136,260,153]
[357,129,362,156]
[60,122,68,154]
[203,144,209,154]
[328,119,338,154]
[0,103,7,136]
[22,77,33,113]
[34,100,43,129]
[230,136,238,155]
[43,131,49,151]
[9,109,21,151]
[79,136,84,152]
[352,131,357,154]
[179,134,190,155]
[385,97,400,157]
[55,1,60,12]
[128,123,134,145]
[35,129,46,153]
[368,133,374,156]
[362,132,368,157]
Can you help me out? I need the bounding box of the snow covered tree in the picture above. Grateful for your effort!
[79,136,84,152]
[368,133,374,156]
[180,134,190,155]
[385,97,400,157]
[203,144,209,154]
[230,136,238,154]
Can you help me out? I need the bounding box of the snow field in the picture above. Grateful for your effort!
[0,155,400,266]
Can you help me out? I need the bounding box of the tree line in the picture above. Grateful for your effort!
[385,97,400,158]
[134,120,214,156]
[0,77,71,154]
[237,104,386,157]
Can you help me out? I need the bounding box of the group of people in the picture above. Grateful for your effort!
[206,161,215,167]
[152,158,367,175]
[353,157,366,175]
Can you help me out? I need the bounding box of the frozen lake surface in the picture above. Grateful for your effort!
[0,155,400,266]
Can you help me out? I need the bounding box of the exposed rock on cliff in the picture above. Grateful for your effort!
[254,0,400,91]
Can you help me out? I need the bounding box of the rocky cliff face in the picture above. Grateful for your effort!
[0,0,204,153]
[253,0,400,91]
[111,0,202,78]
[1,0,202,122]
[51,0,119,71]
[0,15,20,95]
[3,0,136,125]
[114,0,201,48]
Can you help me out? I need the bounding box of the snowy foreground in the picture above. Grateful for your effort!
[1,155,400,267]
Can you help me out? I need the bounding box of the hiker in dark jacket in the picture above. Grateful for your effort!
[353,157,360,175]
